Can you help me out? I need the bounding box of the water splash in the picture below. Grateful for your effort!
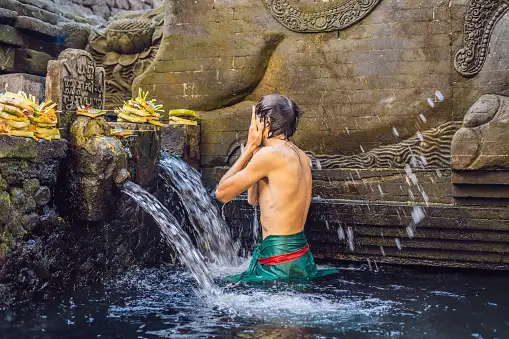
[122,181,215,291]
[159,153,238,265]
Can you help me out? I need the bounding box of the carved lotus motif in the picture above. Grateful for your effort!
[106,18,155,55]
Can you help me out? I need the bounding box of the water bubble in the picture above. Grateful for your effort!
[435,90,444,102]
[427,98,435,107]
[392,127,400,137]
[419,114,427,123]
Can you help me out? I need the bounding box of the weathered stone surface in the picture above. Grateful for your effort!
[0,24,23,46]
[110,122,161,189]
[452,95,509,170]
[161,124,200,169]
[14,16,58,38]
[34,186,50,207]
[0,73,45,102]
[0,44,15,73]
[14,48,53,76]
[46,49,105,139]
[224,199,509,270]
[0,8,17,25]
[62,116,127,222]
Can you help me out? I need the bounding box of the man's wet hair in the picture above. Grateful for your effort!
[255,94,303,140]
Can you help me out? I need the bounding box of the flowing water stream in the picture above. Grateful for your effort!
[121,180,216,292]
[159,153,238,266]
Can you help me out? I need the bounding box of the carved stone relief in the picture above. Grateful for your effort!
[307,121,461,169]
[82,7,164,109]
[263,0,382,32]
[45,49,105,138]
[454,0,509,77]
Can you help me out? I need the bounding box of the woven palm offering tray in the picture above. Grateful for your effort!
[0,91,60,140]
[115,89,166,127]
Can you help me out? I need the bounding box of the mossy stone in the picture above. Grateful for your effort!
[23,179,40,196]
[0,174,7,191]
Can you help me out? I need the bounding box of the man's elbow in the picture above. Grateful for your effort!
[215,187,231,204]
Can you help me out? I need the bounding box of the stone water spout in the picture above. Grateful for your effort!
[62,116,128,222]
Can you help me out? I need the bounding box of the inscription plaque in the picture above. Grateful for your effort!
[45,49,105,138]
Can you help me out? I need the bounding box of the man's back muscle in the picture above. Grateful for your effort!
[257,142,312,239]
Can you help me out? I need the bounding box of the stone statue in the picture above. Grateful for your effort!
[451,94,509,170]
[60,6,166,110]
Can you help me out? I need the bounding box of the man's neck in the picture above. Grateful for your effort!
[263,135,289,147]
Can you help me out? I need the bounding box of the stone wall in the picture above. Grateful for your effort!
[0,136,67,253]
[134,0,509,191]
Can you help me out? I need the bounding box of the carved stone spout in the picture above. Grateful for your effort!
[63,117,128,222]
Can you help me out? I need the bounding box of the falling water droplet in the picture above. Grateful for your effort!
[427,98,435,107]
[408,188,415,200]
[392,127,400,137]
[337,225,345,240]
[435,169,442,178]
[416,131,424,141]
[315,159,322,170]
[419,113,427,123]
[355,169,361,179]
[360,145,365,153]
[411,206,425,225]
[395,238,403,250]
[420,155,428,167]
[345,126,350,134]
[378,184,384,197]
[309,159,313,169]
[367,258,373,271]
[406,224,416,239]
[346,226,355,251]
[240,143,244,154]
[221,204,226,221]
[435,90,444,102]
[380,245,386,256]
[325,220,330,230]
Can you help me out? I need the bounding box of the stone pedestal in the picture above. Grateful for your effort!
[110,122,161,190]
[161,124,200,169]
[0,73,45,100]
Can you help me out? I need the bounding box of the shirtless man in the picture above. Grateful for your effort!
[216,94,337,282]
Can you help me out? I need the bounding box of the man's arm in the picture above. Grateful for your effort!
[247,147,260,206]
[216,146,274,204]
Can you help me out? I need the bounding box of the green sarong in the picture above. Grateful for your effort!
[225,231,338,283]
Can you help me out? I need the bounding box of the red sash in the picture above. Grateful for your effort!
[258,244,310,266]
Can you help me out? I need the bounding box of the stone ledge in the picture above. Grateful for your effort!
[14,16,58,38]
[0,136,67,162]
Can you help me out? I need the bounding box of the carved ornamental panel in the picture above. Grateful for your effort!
[263,0,382,33]
[455,0,509,77]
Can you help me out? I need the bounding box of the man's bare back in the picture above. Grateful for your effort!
[254,142,312,239]
[217,94,338,282]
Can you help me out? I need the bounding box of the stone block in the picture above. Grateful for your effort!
[14,48,53,76]
[14,16,58,38]
[0,25,23,46]
[109,122,161,189]
[161,124,200,169]
[0,73,45,101]
[0,45,15,73]
[0,8,17,25]
[45,49,105,139]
